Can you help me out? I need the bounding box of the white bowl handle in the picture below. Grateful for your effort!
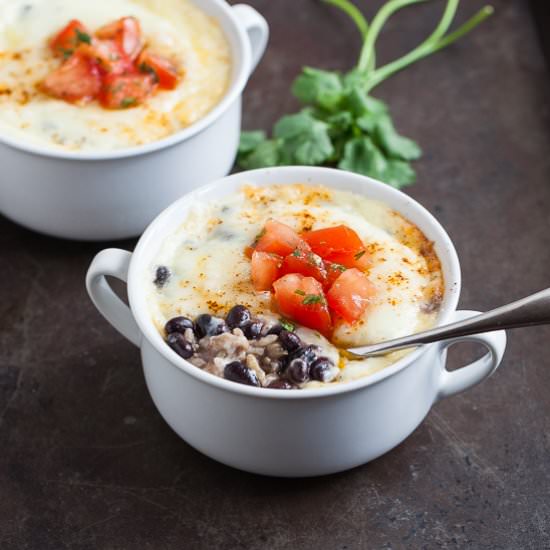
[86,249,142,348]
[232,4,269,73]
[436,310,507,401]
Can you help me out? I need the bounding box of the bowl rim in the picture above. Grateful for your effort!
[0,0,251,162]
[128,166,462,400]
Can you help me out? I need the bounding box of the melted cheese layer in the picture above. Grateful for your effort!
[0,0,231,150]
[149,183,445,385]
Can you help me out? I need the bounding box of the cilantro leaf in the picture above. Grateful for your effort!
[238,139,281,170]
[274,111,334,165]
[292,67,344,111]
[293,134,333,165]
[339,137,416,188]
[338,136,388,180]
[302,293,325,305]
[326,111,354,137]
[60,48,74,59]
[280,318,295,332]
[238,130,267,155]
[345,86,388,118]
[329,262,347,272]
[355,111,381,133]
[373,115,422,161]
[273,110,319,139]
[120,97,137,108]
[384,159,417,188]
[75,29,92,45]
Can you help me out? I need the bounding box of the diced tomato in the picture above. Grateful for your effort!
[280,247,327,283]
[302,225,364,257]
[273,274,332,336]
[302,225,371,269]
[41,52,101,103]
[323,248,371,270]
[50,19,92,58]
[251,251,282,291]
[94,19,120,39]
[138,49,179,89]
[99,72,156,109]
[252,220,308,258]
[324,261,348,288]
[79,39,133,75]
[326,268,376,323]
[96,16,142,60]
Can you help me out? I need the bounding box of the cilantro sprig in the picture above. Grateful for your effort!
[280,318,296,331]
[237,0,493,188]
[294,289,326,305]
[75,28,92,45]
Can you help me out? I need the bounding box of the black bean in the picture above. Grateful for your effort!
[267,379,297,390]
[279,330,302,352]
[286,358,310,384]
[276,360,288,377]
[243,321,264,340]
[225,305,251,329]
[195,314,228,338]
[154,266,170,287]
[310,357,335,382]
[164,316,194,335]
[167,333,194,359]
[266,324,283,336]
[224,361,260,387]
[289,344,321,366]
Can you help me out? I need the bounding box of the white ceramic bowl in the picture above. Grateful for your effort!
[86,167,507,477]
[0,1,268,241]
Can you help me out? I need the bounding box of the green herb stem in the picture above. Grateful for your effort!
[364,3,493,92]
[357,0,429,73]
[323,0,376,70]
[432,5,494,51]
[422,0,460,45]
[237,0,495,187]
[322,0,369,37]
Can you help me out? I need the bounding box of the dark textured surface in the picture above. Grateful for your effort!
[1,1,550,548]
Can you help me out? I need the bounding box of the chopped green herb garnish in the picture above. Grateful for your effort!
[250,228,266,249]
[292,248,301,257]
[75,29,92,45]
[295,289,306,296]
[280,318,295,332]
[237,0,493,188]
[255,228,266,240]
[120,97,137,108]
[331,263,347,272]
[139,62,159,83]
[354,250,366,260]
[307,252,323,266]
[302,293,325,305]
[60,48,74,59]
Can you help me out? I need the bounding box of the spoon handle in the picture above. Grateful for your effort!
[349,287,550,357]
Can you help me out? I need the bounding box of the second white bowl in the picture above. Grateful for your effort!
[0,1,268,241]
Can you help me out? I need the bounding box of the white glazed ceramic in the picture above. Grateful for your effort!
[0,1,268,241]
[86,167,507,477]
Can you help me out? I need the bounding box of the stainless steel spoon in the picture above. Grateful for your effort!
[346,287,550,359]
